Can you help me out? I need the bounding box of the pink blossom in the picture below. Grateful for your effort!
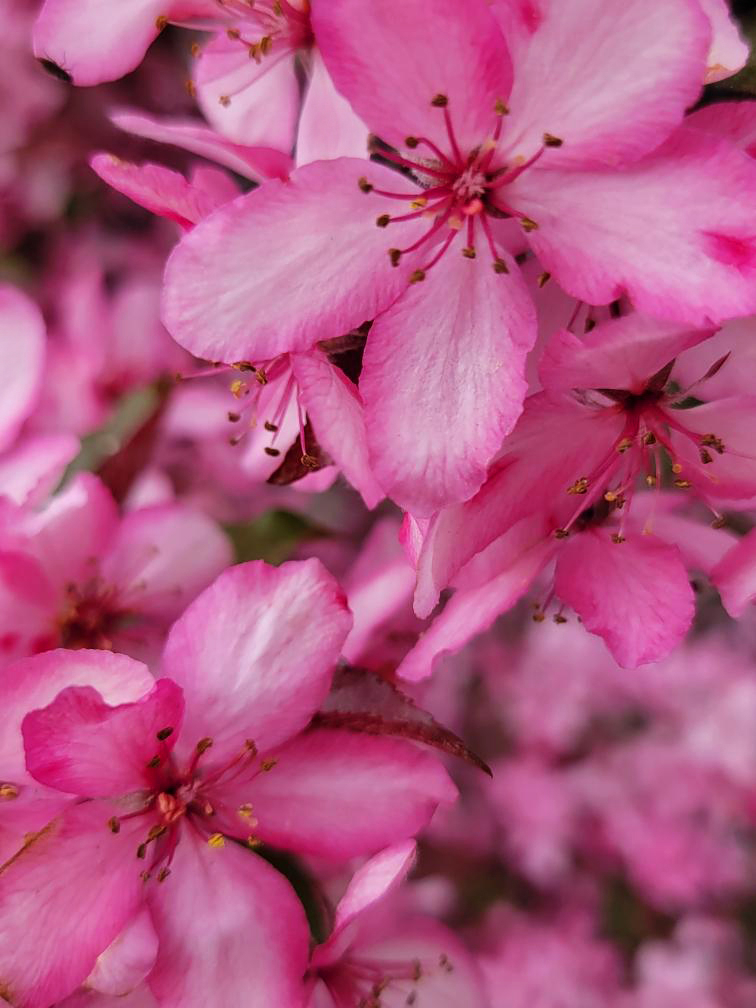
[165,0,756,516]
[0,559,455,1007]
[306,841,487,1007]
[0,472,232,666]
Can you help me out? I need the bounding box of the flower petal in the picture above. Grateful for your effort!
[162,158,424,362]
[33,0,165,85]
[86,909,158,997]
[90,154,231,229]
[686,100,756,155]
[195,36,300,151]
[146,830,309,1008]
[23,679,185,798]
[1,649,155,785]
[554,530,695,667]
[111,110,292,183]
[312,0,512,153]
[161,559,352,761]
[361,249,536,515]
[699,0,749,83]
[296,49,369,165]
[99,502,232,621]
[0,286,45,452]
[0,433,79,508]
[711,528,756,617]
[497,0,708,168]
[667,396,756,500]
[510,128,756,325]
[0,802,147,1008]
[232,729,456,858]
[292,349,384,509]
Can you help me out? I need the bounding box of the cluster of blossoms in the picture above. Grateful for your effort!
[1,0,756,1004]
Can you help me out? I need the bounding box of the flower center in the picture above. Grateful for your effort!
[57,581,129,650]
[359,94,558,280]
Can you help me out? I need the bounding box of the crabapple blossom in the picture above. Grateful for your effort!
[0,560,455,1007]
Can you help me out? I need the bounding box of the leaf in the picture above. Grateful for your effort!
[312,665,492,776]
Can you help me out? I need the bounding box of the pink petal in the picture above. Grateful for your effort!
[233,729,456,858]
[711,528,756,618]
[498,0,709,168]
[412,394,624,617]
[0,788,73,867]
[59,985,158,1008]
[23,679,185,798]
[361,249,536,515]
[86,909,158,996]
[686,100,756,155]
[667,396,756,500]
[314,842,416,967]
[23,472,118,592]
[33,0,165,85]
[146,829,309,1008]
[99,502,232,621]
[90,154,231,229]
[342,518,416,664]
[0,433,79,507]
[195,35,299,151]
[637,504,736,574]
[0,549,57,664]
[343,920,488,1008]
[539,313,713,394]
[699,0,749,83]
[399,524,553,681]
[296,49,370,164]
[162,158,425,362]
[510,128,756,325]
[0,286,46,452]
[312,0,512,154]
[292,349,384,509]
[554,530,695,667]
[0,801,148,1008]
[111,110,292,183]
[161,559,352,762]
[1,649,155,785]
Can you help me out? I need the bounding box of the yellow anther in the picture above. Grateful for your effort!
[0,783,19,800]
[567,477,589,495]
[543,132,563,147]
[671,463,683,474]
[219,95,231,107]
[616,438,633,453]
[230,379,247,399]
[645,474,657,486]
[537,271,551,288]
[155,15,168,30]
[604,491,618,502]
[448,216,464,231]
[410,197,428,210]
[674,479,692,489]
[208,833,226,848]
[238,803,255,820]
[611,533,626,544]
[261,758,278,772]
[494,98,509,116]
[520,216,539,232]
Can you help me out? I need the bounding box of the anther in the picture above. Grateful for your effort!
[553,614,568,624]
[645,475,657,486]
[196,737,213,755]
[701,433,725,453]
[219,95,231,107]
[493,258,510,274]
[711,516,727,529]
[301,453,320,469]
[568,477,589,495]
[227,411,241,422]
[642,432,657,446]
[671,463,683,474]
[537,271,551,287]
[554,528,569,539]
[405,136,419,148]
[156,727,173,741]
[0,783,19,800]
[246,835,262,849]
[462,246,476,259]
[137,843,148,860]
[604,491,618,502]
[261,758,278,772]
[611,533,626,544]
[410,269,426,284]
[431,93,448,108]
[107,816,120,833]
[264,421,278,432]
[520,217,539,232]
[264,447,281,457]
[617,438,632,453]
[700,448,713,465]
[358,177,373,193]
[389,248,402,267]
[155,15,168,29]
[532,610,546,622]
[494,98,509,116]
[157,868,171,882]
[674,479,692,489]
[140,870,151,882]
[147,756,161,769]
[543,133,564,147]
[238,803,255,820]
[208,833,225,848]
[376,214,391,228]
